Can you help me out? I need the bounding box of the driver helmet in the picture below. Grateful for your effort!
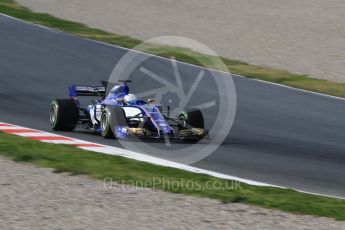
[124,94,137,105]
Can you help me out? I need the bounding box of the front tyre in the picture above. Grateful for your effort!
[179,108,204,129]
[50,99,78,131]
[178,108,205,143]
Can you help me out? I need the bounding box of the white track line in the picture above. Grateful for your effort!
[0,122,271,186]
[2,121,345,199]
[17,132,65,137]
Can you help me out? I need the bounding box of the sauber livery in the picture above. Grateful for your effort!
[49,80,207,141]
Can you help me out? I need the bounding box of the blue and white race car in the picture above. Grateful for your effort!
[49,80,207,141]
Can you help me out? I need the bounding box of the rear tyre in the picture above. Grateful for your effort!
[111,107,128,127]
[101,107,128,139]
[50,99,78,131]
[100,108,115,139]
[111,107,128,139]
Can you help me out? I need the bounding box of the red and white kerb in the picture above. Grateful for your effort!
[0,122,104,148]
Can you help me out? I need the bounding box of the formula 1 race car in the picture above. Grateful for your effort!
[49,80,207,141]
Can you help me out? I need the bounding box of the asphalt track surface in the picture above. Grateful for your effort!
[1,15,345,198]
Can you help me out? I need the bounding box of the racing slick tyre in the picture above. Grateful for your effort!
[179,108,204,129]
[178,108,205,143]
[100,107,115,139]
[101,107,128,139]
[50,99,78,131]
[112,106,129,139]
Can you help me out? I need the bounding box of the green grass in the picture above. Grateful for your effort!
[0,132,345,220]
[1,0,345,98]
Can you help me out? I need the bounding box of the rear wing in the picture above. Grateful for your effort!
[69,85,106,98]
